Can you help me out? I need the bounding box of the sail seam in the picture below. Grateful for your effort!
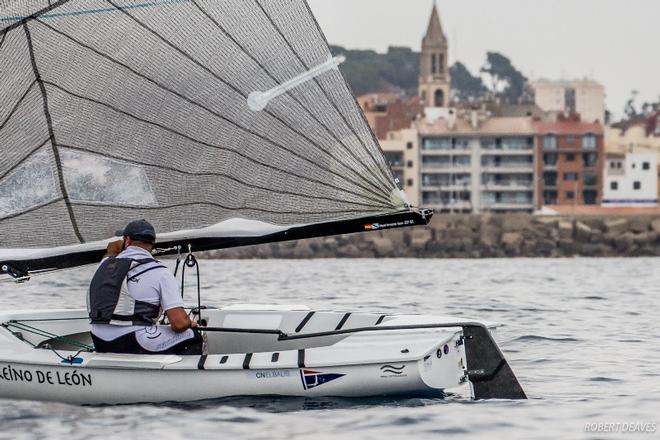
[57,144,392,209]
[0,137,50,182]
[23,23,84,243]
[44,81,391,208]
[36,19,395,207]
[0,79,37,133]
[0,0,70,37]
[253,0,397,191]
[191,0,393,195]
[300,0,401,191]
[0,197,65,222]
[103,0,392,201]
[70,200,388,216]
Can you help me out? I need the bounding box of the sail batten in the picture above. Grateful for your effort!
[0,0,426,272]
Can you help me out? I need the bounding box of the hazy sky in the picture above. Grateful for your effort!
[308,0,659,118]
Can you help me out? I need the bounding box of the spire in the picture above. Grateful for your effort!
[423,1,446,47]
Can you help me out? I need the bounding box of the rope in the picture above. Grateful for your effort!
[4,321,94,351]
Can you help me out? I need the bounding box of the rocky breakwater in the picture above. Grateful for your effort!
[206,214,660,259]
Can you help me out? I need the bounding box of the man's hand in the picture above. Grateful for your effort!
[105,240,124,257]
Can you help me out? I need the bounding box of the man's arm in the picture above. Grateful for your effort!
[158,271,197,333]
[166,307,197,332]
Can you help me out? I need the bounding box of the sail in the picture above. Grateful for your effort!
[0,0,430,275]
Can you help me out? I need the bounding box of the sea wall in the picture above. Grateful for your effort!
[204,214,660,259]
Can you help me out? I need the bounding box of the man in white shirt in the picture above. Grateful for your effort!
[87,220,202,355]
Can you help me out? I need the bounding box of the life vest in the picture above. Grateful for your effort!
[87,257,166,326]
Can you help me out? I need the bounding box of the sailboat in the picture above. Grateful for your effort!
[0,0,525,404]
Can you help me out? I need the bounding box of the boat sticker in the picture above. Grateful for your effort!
[364,219,415,231]
[379,364,407,378]
[299,369,345,390]
[0,364,92,387]
[248,370,292,380]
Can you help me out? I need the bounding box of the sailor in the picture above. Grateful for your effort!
[87,219,203,355]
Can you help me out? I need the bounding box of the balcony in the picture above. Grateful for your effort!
[481,149,534,156]
[481,181,534,191]
[481,164,534,173]
[422,183,472,192]
[482,202,534,211]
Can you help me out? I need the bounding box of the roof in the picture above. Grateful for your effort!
[418,116,535,136]
[533,120,604,135]
[422,3,446,46]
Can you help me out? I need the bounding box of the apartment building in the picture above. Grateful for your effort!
[534,117,604,209]
[417,112,536,213]
[380,128,420,207]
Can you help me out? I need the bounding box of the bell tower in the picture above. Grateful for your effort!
[419,2,450,108]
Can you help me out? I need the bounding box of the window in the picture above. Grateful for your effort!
[543,135,557,150]
[565,153,575,161]
[642,162,650,170]
[632,163,636,169]
[61,149,157,207]
[431,54,437,74]
[544,172,557,186]
[584,174,597,186]
[544,153,558,166]
[617,162,622,169]
[564,172,578,181]
[582,134,597,149]
[583,153,598,167]
[0,149,58,218]
[566,136,576,145]
[423,138,452,150]
[566,191,575,200]
[438,54,444,72]
[384,152,404,167]
[406,160,414,168]
[406,179,414,187]
[584,190,597,205]
[610,181,618,191]
[633,181,641,190]
[406,142,413,150]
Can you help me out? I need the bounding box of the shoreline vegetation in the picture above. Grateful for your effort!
[203,214,660,259]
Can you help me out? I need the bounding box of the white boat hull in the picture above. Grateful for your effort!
[0,306,521,405]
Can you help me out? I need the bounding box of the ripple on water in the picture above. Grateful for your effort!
[0,258,659,439]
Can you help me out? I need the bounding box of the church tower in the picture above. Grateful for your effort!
[419,2,450,107]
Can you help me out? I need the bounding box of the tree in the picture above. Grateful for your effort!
[450,62,486,101]
[480,52,528,103]
[623,89,639,119]
[331,45,419,95]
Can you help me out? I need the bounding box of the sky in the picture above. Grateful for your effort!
[307,0,659,119]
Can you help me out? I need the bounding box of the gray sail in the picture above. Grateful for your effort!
[0,0,411,251]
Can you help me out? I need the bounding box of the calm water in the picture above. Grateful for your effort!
[1,258,659,439]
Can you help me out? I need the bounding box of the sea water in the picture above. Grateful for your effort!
[0,258,658,440]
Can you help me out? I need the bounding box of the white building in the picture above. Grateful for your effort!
[531,79,606,124]
[602,153,658,207]
[417,111,536,213]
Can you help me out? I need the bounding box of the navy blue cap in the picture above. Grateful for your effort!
[115,219,156,243]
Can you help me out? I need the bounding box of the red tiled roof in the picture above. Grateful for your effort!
[533,120,603,135]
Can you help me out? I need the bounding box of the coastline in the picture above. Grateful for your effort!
[203,214,660,259]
